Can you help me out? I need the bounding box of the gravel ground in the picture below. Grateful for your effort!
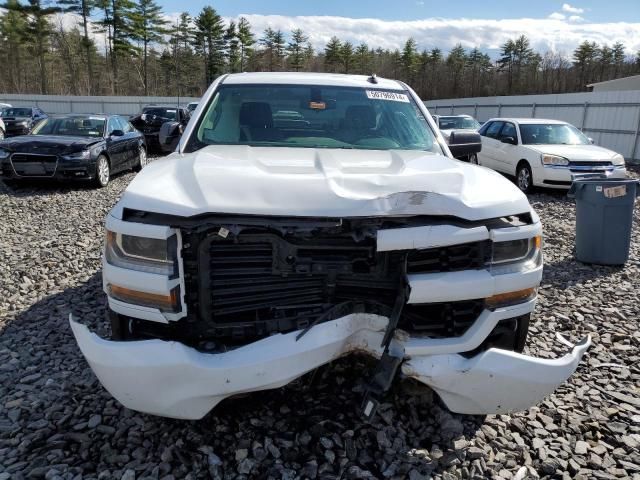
[1,163,639,480]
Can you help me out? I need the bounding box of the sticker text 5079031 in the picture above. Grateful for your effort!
[366,90,410,103]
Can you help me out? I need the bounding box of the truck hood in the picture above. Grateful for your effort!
[115,146,531,221]
[527,144,619,160]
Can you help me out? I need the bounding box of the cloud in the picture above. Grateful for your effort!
[562,3,585,14]
[548,12,566,20]
[568,15,584,22]
[228,14,640,56]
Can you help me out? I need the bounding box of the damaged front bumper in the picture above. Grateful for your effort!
[69,301,590,420]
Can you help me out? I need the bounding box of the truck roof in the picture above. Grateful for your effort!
[221,72,405,90]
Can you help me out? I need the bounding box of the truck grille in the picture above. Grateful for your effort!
[183,228,488,341]
[10,153,57,177]
[407,241,490,273]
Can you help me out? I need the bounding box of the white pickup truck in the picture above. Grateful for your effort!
[70,72,590,420]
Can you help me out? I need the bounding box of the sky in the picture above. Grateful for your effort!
[153,0,640,56]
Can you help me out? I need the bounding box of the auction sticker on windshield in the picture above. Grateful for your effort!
[366,90,410,103]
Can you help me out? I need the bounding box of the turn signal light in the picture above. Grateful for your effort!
[485,288,536,310]
[108,284,180,312]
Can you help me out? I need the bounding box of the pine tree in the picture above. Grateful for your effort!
[446,44,466,97]
[340,41,354,73]
[237,17,254,72]
[130,0,168,95]
[57,0,96,93]
[195,6,225,86]
[611,41,626,77]
[260,27,277,71]
[324,36,341,72]
[287,28,308,72]
[401,38,418,83]
[0,0,28,92]
[573,40,598,88]
[597,45,613,81]
[224,21,240,72]
[94,0,137,94]
[272,29,285,71]
[497,39,516,94]
[5,0,60,94]
[354,43,370,74]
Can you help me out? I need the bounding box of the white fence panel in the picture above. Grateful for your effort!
[425,90,640,163]
[0,94,200,116]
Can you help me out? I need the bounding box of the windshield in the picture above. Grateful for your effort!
[520,123,589,145]
[31,116,106,137]
[187,84,442,153]
[3,108,32,117]
[143,108,176,120]
[438,116,480,130]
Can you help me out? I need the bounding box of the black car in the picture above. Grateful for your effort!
[130,105,190,153]
[0,114,147,188]
[1,106,48,136]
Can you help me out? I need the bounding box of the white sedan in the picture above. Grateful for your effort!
[475,118,627,193]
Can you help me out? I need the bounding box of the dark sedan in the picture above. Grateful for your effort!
[0,114,147,188]
[1,106,48,137]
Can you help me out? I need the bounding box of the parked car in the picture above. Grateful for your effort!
[433,114,482,162]
[130,105,190,153]
[476,118,627,193]
[0,106,48,136]
[187,101,199,113]
[0,114,146,187]
[69,72,589,420]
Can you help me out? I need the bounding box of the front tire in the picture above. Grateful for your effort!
[93,155,110,188]
[516,162,533,193]
[133,145,147,172]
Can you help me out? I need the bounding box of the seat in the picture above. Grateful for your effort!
[341,105,376,143]
[239,102,277,142]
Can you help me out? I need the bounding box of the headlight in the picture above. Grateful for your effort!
[105,231,177,276]
[611,154,625,166]
[541,154,569,166]
[0,149,9,159]
[18,120,29,127]
[491,236,542,274]
[63,150,91,160]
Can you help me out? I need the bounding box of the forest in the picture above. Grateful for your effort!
[2,0,640,100]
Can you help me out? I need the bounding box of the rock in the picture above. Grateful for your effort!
[575,441,589,455]
[121,470,135,480]
[235,448,248,461]
[237,458,255,475]
[87,414,101,428]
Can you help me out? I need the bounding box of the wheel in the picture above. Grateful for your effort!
[93,155,110,188]
[469,153,479,165]
[133,145,147,172]
[516,162,533,193]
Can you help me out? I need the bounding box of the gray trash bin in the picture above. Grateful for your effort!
[567,178,639,265]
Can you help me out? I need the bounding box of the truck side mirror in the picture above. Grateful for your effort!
[448,130,482,158]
